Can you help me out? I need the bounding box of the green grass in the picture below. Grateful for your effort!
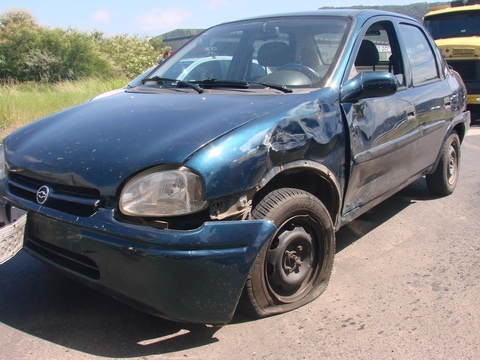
[0,77,127,138]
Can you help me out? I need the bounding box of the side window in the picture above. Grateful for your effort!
[351,21,405,86]
[399,23,439,86]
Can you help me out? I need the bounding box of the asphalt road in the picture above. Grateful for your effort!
[0,120,479,360]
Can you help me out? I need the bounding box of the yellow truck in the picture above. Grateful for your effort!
[424,0,480,108]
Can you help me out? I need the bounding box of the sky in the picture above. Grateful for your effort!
[1,0,440,37]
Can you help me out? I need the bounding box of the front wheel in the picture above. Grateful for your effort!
[426,132,461,196]
[239,188,335,318]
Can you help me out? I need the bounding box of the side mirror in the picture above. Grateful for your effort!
[340,71,398,103]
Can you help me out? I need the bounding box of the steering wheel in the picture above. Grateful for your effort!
[278,63,321,82]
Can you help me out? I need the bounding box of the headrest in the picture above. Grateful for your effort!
[355,40,379,67]
[257,42,292,67]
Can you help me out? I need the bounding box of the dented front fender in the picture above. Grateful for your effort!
[186,90,346,201]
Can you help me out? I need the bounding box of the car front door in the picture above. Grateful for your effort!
[340,20,419,220]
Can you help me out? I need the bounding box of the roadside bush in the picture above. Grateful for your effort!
[96,34,160,79]
[0,9,167,83]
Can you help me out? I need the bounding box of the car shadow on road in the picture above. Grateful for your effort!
[0,255,223,357]
[0,177,435,357]
[335,177,433,252]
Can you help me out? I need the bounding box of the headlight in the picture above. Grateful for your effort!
[119,167,207,217]
[0,145,6,180]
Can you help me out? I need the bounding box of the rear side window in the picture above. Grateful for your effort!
[399,24,439,86]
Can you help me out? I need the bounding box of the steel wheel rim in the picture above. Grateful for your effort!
[447,142,458,186]
[265,214,323,303]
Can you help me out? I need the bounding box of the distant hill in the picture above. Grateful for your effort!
[321,2,449,21]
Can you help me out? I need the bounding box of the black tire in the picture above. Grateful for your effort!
[426,132,461,196]
[239,188,335,318]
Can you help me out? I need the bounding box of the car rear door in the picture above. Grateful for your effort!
[397,22,455,170]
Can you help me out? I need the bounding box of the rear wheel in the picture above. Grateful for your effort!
[239,188,335,318]
[426,132,461,196]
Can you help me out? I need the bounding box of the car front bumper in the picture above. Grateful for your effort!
[0,197,276,324]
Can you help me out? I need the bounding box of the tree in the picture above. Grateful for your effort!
[0,10,40,80]
[61,29,112,80]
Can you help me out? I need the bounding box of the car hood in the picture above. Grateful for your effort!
[4,91,289,195]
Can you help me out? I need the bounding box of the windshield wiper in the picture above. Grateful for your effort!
[193,78,292,93]
[142,76,204,94]
[192,79,250,89]
[250,82,293,93]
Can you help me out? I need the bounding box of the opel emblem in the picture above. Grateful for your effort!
[36,185,50,205]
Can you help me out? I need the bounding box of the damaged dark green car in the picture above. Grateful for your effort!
[0,9,469,324]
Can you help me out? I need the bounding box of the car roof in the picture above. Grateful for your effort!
[218,9,417,26]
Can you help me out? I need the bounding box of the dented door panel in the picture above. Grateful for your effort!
[341,92,418,216]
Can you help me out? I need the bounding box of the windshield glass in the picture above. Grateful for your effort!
[126,64,159,88]
[424,10,480,39]
[148,16,350,89]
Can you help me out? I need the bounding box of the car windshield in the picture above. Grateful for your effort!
[126,64,160,88]
[148,16,350,90]
[424,10,480,39]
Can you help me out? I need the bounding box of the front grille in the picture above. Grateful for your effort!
[25,236,100,279]
[452,48,475,57]
[447,60,479,81]
[7,174,103,217]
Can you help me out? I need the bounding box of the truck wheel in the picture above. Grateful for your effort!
[426,132,461,196]
[239,188,335,318]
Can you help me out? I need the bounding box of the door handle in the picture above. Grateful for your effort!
[406,105,416,120]
[444,96,452,109]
